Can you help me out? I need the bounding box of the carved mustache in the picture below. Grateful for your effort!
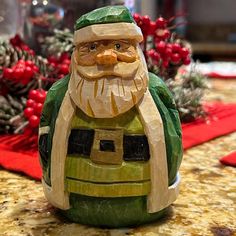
[76,60,140,80]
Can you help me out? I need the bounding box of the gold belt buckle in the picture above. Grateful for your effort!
[90,129,123,165]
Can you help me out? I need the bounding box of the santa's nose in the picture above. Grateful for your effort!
[96,49,118,65]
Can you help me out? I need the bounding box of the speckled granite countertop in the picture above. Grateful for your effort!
[0,79,236,236]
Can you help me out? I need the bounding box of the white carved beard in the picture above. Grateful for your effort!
[68,49,149,118]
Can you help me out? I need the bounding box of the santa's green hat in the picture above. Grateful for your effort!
[73,6,143,45]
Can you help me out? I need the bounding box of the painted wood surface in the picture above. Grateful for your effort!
[39,6,182,225]
[65,156,150,182]
[66,179,150,197]
[74,23,143,45]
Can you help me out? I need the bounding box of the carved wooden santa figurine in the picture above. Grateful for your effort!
[39,6,183,227]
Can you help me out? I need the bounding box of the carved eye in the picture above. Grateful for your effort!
[89,43,97,51]
[115,43,121,50]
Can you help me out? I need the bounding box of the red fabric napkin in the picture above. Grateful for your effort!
[206,72,236,80]
[0,102,236,180]
[0,134,41,180]
[182,102,236,149]
[220,151,236,167]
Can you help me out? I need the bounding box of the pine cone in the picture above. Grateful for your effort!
[2,78,38,96]
[0,39,48,71]
[0,95,26,134]
[0,40,50,95]
[0,41,16,68]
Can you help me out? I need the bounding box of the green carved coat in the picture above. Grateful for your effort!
[39,72,183,227]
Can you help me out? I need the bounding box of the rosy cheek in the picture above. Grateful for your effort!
[76,54,97,66]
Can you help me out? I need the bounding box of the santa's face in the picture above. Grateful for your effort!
[69,39,148,118]
[76,40,137,66]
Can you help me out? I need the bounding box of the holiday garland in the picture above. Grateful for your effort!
[132,14,191,79]
[0,35,70,134]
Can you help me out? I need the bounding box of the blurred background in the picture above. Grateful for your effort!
[1,0,236,62]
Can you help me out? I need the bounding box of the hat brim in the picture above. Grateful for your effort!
[74,22,143,45]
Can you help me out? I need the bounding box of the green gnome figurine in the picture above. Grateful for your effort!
[39,6,183,227]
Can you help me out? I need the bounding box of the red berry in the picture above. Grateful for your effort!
[147,49,155,58]
[32,65,39,73]
[10,37,17,46]
[29,50,35,56]
[59,53,70,62]
[156,17,167,28]
[156,41,166,53]
[17,59,25,65]
[21,44,30,51]
[13,68,24,80]
[59,74,65,79]
[48,55,58,64]
[133,13,141,24]
[29,89,38,100]
[163,29,171,40]
[25,66,34,78]
[156,29,171,40]
[162,60,169,68]
[142,15,151,25]
[166,43,173,49]
[32,101,38,110]
[148,21,156,35]
[58,74,65,79]
[62,59,71,65]
[3,68,13,79]
[183,56,191,65]
[154,36,162,44]
[24,107,34,118]
[59,64,69,75]
[26,99,35,108]
[35,92,46,103]
[24,66,34,79]
[180,47,190,58]
[171,53,181,64]
[16,63,25,70]
[38,89,47,96]
[29,115,40,128]
[34,103,43,115]
[25,60,34,67]
[155,29,164,39]
[172,43,182,53]
[153,52,160,61]
[20,77,30,86]
[165,47,173,58]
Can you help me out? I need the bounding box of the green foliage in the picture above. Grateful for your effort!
[166,68,209,122]
[42,29,74,58]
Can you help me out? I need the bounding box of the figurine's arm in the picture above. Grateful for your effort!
[38,92,54,184]
[38,75,70,184]
[148,72,183,185]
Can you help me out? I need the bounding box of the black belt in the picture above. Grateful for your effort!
[67,129,150,162]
